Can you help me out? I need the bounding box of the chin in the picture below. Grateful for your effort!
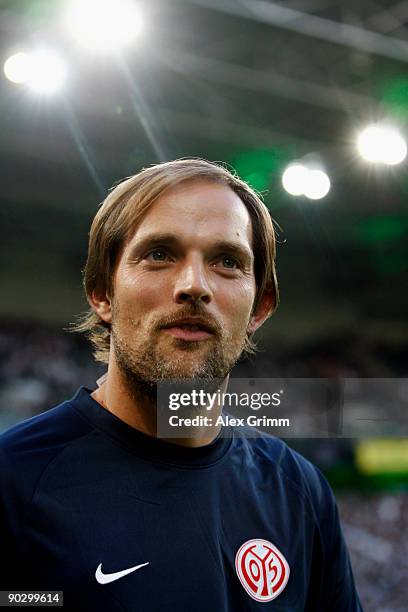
[163,362,216,380]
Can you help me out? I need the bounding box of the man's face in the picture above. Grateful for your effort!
[101,179,267,384]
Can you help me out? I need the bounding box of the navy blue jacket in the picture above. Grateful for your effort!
[0,387,363,611]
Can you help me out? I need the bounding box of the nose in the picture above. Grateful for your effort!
[173,256,213,305]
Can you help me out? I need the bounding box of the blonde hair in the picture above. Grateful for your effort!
[73,158,279,363]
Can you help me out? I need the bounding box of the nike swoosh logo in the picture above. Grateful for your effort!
[95,561,149,584]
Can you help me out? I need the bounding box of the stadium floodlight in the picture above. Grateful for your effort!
[303,169,331,200]
[64,0,143,52]
[4,50,66,93]
[4,52,31,84]
[282,164,309,196]
[282,163,330,200]
[357,124,407,165]
[27,50,66,93]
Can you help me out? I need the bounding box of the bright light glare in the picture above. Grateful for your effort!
[357,125,407,165]
[4,52,31,84]
[304,169,331,200]
[282,164,309,196]
[4,50,66,93]
[282,164,330,200]
[27,51,66,93]
[65,0,143,52]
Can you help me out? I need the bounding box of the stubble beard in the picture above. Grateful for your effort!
[110,311,248,402]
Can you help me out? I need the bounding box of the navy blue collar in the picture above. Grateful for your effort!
[71,386,233,469]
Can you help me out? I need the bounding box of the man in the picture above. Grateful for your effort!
[0,159,362,610]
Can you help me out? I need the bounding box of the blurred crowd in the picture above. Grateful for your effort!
[0,321,103,429]
[338,493,408,612]
[0,321,407,610]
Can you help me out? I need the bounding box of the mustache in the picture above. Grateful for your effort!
[156,306,223,336]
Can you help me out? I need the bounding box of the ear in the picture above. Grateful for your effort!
[88,290,112,325]
[247,289,276,334]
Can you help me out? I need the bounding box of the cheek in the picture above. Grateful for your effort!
[219,280,255,324]
[115,270,169,311]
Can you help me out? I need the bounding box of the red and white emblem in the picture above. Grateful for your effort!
[235,538,290,602]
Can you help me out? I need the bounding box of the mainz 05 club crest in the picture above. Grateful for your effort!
[235,538,290,602]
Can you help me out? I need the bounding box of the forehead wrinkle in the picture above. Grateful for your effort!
[126,211,252,250]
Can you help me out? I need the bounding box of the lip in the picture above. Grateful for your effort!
[161,318,215,342]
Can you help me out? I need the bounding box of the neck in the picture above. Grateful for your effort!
[91,359,228,448]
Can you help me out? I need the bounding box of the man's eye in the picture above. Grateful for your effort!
[146,249,169,262]
[219,256,239,269]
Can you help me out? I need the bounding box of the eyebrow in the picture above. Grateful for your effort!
[127,233,254,265]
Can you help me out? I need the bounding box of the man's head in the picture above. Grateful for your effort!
[77,158,279,385]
